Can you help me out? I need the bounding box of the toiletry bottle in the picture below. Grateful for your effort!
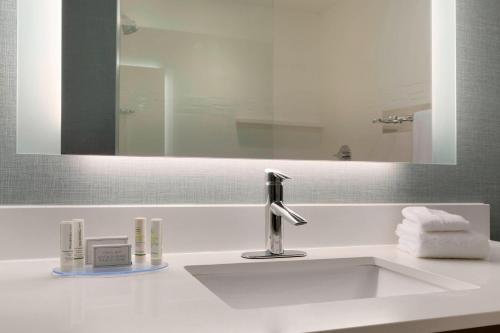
[72,219,85,268]
[60,221,74,272]
[135,217,147,262]
[151,218,163,265]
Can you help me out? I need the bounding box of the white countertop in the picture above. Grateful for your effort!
[3,244,500,333]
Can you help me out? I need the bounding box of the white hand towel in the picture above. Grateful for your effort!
[399,219,465,235]
[396,223,489,259]
[402,206,470,232]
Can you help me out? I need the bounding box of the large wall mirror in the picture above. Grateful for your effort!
[17,0,456,164]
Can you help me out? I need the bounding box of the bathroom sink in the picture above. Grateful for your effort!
[185,257,477,309]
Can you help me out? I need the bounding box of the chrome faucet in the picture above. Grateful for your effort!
[242,169,308,259]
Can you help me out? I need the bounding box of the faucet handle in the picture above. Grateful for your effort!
[265,169,291,183]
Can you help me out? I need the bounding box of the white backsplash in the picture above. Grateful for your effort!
[0,203,489,260]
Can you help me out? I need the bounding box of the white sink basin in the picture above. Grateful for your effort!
[185,257,478,309]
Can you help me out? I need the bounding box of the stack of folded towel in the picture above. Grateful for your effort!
[396,207,489,259]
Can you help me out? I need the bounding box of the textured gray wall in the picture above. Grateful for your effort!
[1,0,500,239]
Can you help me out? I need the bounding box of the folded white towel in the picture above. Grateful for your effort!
[396,223,489,259]
[402,206,470,232]
[399,219,428,234]
[399,219,465,235]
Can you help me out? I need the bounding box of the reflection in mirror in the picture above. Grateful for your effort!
[17,0,456,164]
[119,0,274,158]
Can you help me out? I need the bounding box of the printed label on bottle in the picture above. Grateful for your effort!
[135,221,146,255]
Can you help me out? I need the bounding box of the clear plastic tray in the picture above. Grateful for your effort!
[52,262,168,277]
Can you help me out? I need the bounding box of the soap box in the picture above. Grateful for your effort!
[93,244,132,267]
[85,236,128,264]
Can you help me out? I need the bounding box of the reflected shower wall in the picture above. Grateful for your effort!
[119,0,275,158]
[119,0,432,161]
[118,66,165,156]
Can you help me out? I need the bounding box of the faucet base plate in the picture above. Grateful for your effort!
[241,250,307,259]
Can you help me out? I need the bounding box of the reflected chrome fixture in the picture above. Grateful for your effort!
[335,145,352,161]
[121,15,139,35]
[372,115,414,124]
[242,169,308,259]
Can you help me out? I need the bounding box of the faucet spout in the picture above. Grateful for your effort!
[270,201,307,226]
